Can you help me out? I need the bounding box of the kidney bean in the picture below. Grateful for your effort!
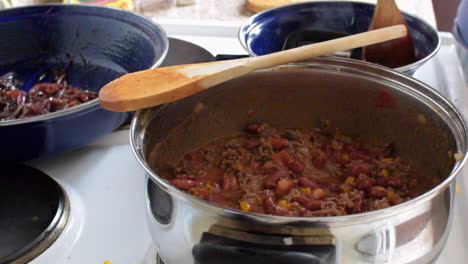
[273,150,294,166]
[275,178,295,197]
[298,177,320,189]
[344,143,358,153]
[243,138,260,149]
[347,163,370,176]
[281,130,299,141]
[348,194,364,213]
[262,196,277,214]
[263,169,288,189]
[368,186,387,199]
[222,173,238,191]
[387,176,403,188]
[350,151,373,161]
[287,159,304,173]
[171,178,197,190]
[356,174,373,190]
[312,148,327,169]
[246,123,261,133]
[43,84,60,94]
[332,150,348,165]
[292,196,322,211]
[326,183,342,192]
[271,138,288,150]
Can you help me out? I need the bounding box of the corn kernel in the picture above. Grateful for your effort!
[300,187,312,194]
[235,161,242,170]
[387,191,395,199]
[381,169,389,177]
[381,158,393,162]
[240,200,251,212]
[341,184,351,192]
[278,200,288,207]
[342,153,349,160]
[104,261,113,264]
[345,176,355,186]
[205,183,212,189]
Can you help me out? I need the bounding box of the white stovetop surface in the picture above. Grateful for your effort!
[27,32,468,264]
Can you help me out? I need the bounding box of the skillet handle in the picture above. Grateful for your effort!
[192,232,335,264]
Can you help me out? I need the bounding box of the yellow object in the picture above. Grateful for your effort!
[341,184,351,192]
[387,191,395,199]
[205,183,212,189]
[240,200,251,211]
[66,0,135,11]
[246,0,310,13]
[456,182,461,194]
[300,187,311,194]
[104,261,113,264]
[278,200,288,207]
[342,153,349,160]
[381,169,389,177]
[381,158,393,162]
[345,176,355,186]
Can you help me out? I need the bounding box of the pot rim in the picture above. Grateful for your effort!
[237,0,441,74]
[0,4,169,127]
[131,58,468,225]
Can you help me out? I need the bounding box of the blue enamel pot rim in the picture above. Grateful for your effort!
[238,0,441,74]
[0,4,169,127]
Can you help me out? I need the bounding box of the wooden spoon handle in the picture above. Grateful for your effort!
[247,24,408,70]
[100,25,407,112]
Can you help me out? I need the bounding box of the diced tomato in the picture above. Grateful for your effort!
[271,138,288,150]
[171,179,197,191]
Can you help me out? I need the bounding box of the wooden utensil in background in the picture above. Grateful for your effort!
[99,25,407,112]
[246,0,310,13]
[364,0,416,68]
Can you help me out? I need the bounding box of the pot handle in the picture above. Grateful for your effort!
[192,232,335,264]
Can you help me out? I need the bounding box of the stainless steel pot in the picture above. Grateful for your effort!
[131,58,468,264]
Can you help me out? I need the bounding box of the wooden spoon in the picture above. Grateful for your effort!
[99,25,407,112]
[364,0,416,68]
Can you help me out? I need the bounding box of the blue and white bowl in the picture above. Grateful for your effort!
[0,4,168,161]
[239,1,440,75]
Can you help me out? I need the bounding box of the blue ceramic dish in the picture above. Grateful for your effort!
[0,4,168,162]
[239,1,440,75]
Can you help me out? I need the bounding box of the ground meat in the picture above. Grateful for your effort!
[165,122,435,217]
[0,72,98,121]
